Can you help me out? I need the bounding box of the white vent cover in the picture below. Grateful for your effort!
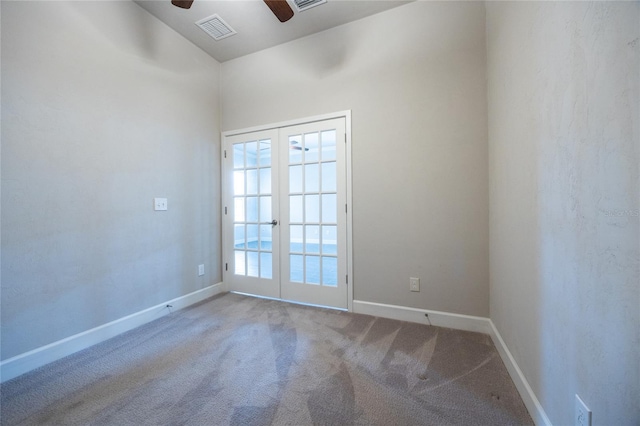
[196,14,236,41]
[293,0,327,12]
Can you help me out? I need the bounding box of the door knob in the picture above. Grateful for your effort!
[271,220,278,226]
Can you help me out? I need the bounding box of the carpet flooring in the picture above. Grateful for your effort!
[0,293,533,425]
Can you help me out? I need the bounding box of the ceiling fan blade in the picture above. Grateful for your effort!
[263,0,294,23]
[171,0,194,9]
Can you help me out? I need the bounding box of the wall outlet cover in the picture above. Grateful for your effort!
[410,277,420,292]
[198,264,205,276]
[575,394,592,426]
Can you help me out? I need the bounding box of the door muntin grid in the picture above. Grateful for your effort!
[233,139,273,279]
[288,130,338,286]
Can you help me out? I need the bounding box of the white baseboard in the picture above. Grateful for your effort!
[488,321,552,426]
[0,282,225,383]
[352,300,492,334]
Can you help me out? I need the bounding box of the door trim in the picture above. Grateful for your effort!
[221,111,353,312]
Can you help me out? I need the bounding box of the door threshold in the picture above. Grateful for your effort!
[230,291,348,312]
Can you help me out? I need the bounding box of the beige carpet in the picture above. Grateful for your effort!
[0,293,533,425]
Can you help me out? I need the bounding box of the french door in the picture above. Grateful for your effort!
[224,129,281,299]
[223,117,348,309]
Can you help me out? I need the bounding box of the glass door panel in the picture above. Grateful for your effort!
[280,118,347,308]
[224,129,279,298]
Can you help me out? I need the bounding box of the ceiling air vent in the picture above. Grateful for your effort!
[293,0,327,12]
[196,14,236,41]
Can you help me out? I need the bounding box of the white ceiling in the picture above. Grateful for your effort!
[134,0,411,62]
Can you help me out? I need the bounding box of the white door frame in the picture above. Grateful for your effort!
[221,111,353,312]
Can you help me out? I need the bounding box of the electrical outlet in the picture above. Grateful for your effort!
[575,395,592,426]
[154,198,168,211]
[410,277,420,292]
[198,264,205,276]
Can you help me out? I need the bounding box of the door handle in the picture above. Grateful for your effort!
[270,220,278,226]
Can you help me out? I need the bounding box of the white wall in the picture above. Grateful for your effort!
[1,1,221,360]
[487,2,639,425]
[222,1,489,317]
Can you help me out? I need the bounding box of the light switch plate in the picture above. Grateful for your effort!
[154,198,167,211]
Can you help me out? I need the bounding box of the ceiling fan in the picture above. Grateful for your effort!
[289,140,309,151]
[258,141,309,151]
[171,0,294,23]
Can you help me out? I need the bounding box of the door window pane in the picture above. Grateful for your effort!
[321,194,336,223]
[258,139,271,166]
[321,130,336,161]
[305,164,319,193]
[289,165,303,193]
[247,251,259,277]
[306,256,320,284]
[234,171,245,195]
[321,162,336,192]
[260,252,272,279]
[289,135,303,164]
[246,141,258,167]
[305,225,320,254]
[246,197,258,222]
[235,250,245,275]
[290,255,304,282]
[246,169,258,195]
[322,257,337,286]
[259,225,272,250]
[259,196,271,223]
[234,198,245,222]
[234,224,245,249]
[246,224,258,249]
[290,225,303,253]
[290,195,303,223]
[260,168,271,194]
[305,194,319,223]
[233,144,245,168]
[322,225,337,254]
[304,132,319,163]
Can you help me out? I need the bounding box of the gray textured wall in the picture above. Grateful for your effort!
[1,1,221,360]
[221,1,489,317]
[487,2,639,424]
